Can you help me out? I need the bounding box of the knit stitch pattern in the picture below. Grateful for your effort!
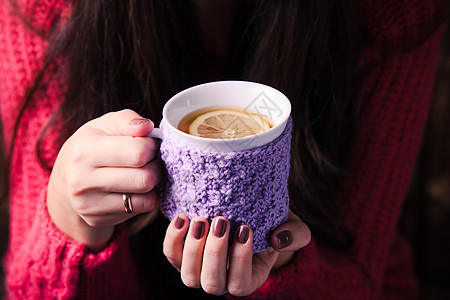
[159,118,292,253]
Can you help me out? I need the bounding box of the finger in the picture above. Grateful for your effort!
[227,225,253,297]
[181,217,209,289]
[79,209,155,228]
[73,188,159,216]
[200,217,230,295]
[88,159,164,193]
[251,249,279,289]
[270,210,311,252]
[163,214,190,271]
[90,135,159,168]
[87,109,155,137]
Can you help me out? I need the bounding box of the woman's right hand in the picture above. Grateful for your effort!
[46,109,163,251]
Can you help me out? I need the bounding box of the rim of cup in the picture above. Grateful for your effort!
[161,80,291,151]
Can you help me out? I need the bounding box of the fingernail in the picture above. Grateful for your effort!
[276,230,293,249]
[213,218,227,238]
[236,225,249,244]
[130,118,152,126]
[174,216,185,230]
[192,219,205,240]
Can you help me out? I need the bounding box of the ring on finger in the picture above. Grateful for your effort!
[123,193,133,213]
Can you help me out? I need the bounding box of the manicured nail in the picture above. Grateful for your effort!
[174,216,185,230]
[236,225,249,244]
[130,118,152,126]
[276,230,292,249]
[192,220,205,240]
[213,218,227,238]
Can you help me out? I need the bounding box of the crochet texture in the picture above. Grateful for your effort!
[160,118,292,253]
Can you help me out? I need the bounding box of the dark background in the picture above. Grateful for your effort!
[400,20,450,300]
[0,20,449,300]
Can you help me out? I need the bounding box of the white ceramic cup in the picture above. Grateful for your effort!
[148,80,291,152]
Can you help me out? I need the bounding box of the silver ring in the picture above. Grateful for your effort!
[123,193,133,213]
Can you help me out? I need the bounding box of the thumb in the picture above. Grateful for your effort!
[270,210,311,252]
[87,109,155,137]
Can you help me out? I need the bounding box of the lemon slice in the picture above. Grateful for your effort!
[188,109,271,139]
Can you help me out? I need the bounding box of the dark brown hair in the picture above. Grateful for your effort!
[4,0,358,297]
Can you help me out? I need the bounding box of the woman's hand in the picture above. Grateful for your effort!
[47,109,163,251]
[163,211,311,296]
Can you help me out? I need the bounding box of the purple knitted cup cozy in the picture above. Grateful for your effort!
[159,117,293,253]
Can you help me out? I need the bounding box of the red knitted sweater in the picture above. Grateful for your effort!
[0,0,447,299]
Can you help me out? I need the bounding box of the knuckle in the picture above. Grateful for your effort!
[66,175,85,198]
[181,274,201,289]
[64,167,91,198]
[145,140,160,160]
[119,108,134,116]
[69,141,87,163]
[143,194,157,212]
[130,146,149,167]
[103,111,116,119]
[82,216,101,228]
[108,109,132,119]
[65,176,78,195]
[201,281,225,295]
[204,248,224,261]
[134,170,154,192]
[147,138,159,153]
[162,248,174,263]
[71,199,89,215]
[185,247,204,258]
[227,282,250,297]
[84,220,97,227]
[116,109,137,122]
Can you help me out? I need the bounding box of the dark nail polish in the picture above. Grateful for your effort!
[213,218,227,238]
[130,118,151,126]
[174,216,185,230]
[237,226,249,244]
[192,220,205,240]
[276,230,293,249]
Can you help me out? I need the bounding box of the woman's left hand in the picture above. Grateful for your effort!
[163,210,311,296]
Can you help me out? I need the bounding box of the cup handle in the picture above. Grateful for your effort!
[147,128,163,140]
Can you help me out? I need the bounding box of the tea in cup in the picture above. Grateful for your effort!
[177,106,274,140]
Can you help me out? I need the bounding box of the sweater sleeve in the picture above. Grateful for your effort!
[232,0,447,299]
[1,1,143,299]
[5,190,142,299]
